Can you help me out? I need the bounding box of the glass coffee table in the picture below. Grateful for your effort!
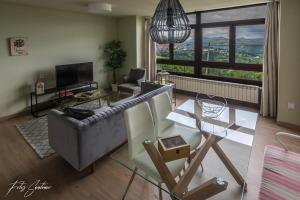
[59,89,110,110]
[110,99,258,200]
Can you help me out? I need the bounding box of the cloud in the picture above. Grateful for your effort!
[237,25,265,39]
[203,27,229,38]
[202,5,266,23]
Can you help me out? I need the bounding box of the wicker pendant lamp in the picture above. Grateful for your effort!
[150,0,191,44]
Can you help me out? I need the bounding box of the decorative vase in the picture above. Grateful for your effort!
[35,75,45,95]
[111,84,118,92]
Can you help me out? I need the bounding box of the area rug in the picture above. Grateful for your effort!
[16,101,101,159]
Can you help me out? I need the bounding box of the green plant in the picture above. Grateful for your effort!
[103,40,126,84]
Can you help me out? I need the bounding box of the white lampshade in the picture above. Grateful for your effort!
[88,3,112,14]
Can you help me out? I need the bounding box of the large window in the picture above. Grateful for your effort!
[202,27,229,62]
[235,25,265,64]
[174,30,195,60]
[156,44,169,59]
[156,4,267,86]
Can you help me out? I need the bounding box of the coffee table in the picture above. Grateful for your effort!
[59,89,110,110]
[110,99,258,199]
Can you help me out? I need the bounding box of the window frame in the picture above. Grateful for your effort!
[156,3,266,86]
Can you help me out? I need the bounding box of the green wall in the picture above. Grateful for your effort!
[277,0,300,126]
[116,16,138,79]
[116,16,145,82]
[0,3,117,117]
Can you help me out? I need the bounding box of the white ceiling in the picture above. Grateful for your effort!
[2,0,268,16]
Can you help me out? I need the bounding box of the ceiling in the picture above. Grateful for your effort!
[2,0,268,16]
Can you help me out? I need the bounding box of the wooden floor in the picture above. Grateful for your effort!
[0,94,298,200]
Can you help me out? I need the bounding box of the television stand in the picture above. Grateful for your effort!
[30,81,98,117]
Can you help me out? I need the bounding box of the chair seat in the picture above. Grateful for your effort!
[133,145,186,183]
[118,83,140,93]
[160,123,202,151]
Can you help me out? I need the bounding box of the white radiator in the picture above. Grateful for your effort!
[168,75,261,104]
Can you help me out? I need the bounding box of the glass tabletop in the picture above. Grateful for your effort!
[110,98,258,200]
[110,144,181,200]
[173,99,257,146]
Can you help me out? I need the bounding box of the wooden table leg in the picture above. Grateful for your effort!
[143,140,177,191]
[106,96,111,106]
[201,133,246,187]
[212,142,246,187]
[184,177,228,200]
[98,98,102,107]
[173,135,217,196]
[91,162,96,174]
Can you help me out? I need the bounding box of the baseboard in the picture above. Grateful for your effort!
[277,121,300,132]
[175,89,260,109]
[0,110,29,122]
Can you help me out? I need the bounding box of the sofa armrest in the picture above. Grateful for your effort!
[275,132,300,153]
[137,77,145,87]
[48,109,86,170]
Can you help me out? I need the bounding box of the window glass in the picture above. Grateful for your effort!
[187,14,196,24]
[157,64,194,74]
[201,5,267,23]
[174,29,195,60]
[202,67,262,81]
[156,44,169,59]
[236,25,265,64]
[202,27,229,62]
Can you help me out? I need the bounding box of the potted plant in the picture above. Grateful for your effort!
[103,40,126,91]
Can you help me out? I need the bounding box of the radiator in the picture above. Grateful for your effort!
[168,75,261,104]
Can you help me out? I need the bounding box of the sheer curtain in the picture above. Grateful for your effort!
[144,18,157,81]
[261,1,279,117]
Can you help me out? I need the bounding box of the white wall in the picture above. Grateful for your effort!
[0,3,117,117]
[277,0,300,127]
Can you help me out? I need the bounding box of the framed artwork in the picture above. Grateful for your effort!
[9,37,28,56]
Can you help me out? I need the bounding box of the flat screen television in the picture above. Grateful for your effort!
[55,62,93,88]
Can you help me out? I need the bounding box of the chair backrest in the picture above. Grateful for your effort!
[127,68,146,83]
[124,102,156,159]
[150,92,175,137]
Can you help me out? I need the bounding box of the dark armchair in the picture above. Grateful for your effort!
[118,68,146,95]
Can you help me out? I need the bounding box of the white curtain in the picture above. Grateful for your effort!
[144,18,157,81]
[261,1,279,117]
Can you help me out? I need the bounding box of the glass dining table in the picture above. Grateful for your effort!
[110,99,258,200]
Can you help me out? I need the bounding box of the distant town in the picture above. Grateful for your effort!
[156,36,264,81]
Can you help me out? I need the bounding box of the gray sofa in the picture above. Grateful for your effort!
[48,85,173,171]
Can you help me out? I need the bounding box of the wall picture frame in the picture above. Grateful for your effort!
[9,37,28,56]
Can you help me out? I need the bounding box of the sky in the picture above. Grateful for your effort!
[201,5,267,23]
[198,5,266,39]
[203,25,265,39]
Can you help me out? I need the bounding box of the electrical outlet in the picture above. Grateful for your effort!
[288,102,295,110]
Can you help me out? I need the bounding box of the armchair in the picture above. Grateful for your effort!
[118,68,145,95]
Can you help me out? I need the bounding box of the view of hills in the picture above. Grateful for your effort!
[156,36,264,81]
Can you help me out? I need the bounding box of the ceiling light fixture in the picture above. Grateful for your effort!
[150,0,191,44]
[88,3,112,14]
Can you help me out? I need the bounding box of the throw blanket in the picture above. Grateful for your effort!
[259,145,300,200]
